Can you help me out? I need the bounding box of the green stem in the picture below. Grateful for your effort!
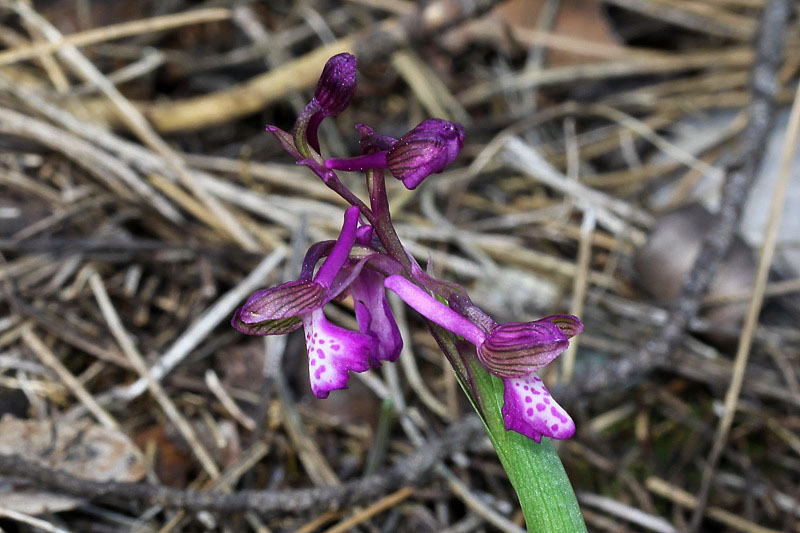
[433,322,587,532]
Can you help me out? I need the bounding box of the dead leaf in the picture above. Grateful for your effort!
[443,0,620,65]
[0,415,146,514]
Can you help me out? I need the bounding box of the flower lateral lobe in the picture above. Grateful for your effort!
[351,268,402,367]
[502,374,575,443]
[386,119,465,189]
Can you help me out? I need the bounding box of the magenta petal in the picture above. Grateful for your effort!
[325,152,388,172]
[356,123,398,154]
[383,275,486,347]
[502,373,575,443]
[351,269,402,366]
[314,206,360,288]
[355,224,374,246]
[302,309,372,398]
[306,112,324,153]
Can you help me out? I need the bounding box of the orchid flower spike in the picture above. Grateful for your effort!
[325,118,465,189]
[232,207,378,398]
[383,275,583,442]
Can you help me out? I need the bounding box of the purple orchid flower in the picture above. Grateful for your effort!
[232,207,376,398]
[325,118,465,189]
[383,275,582,442]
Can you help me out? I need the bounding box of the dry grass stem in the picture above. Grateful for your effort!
[0,7,231,66]
[0,1,797,530]
[688,76,800,531]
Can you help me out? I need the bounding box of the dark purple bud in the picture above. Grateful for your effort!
[356,124,398,154]
[231,280,326,336]
[477,321,570,379]
[314,53,357,117]
[386,119,465,189]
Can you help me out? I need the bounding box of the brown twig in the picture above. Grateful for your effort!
[0,7,231,66]
[79,0,501,132]
[0,416,484,514]
[687,30,800,533]
[556,0,792,404]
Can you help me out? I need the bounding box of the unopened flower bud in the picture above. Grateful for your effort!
[386,119,465,189]
[314,53,357,116]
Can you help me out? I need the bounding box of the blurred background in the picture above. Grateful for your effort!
[0,0,799,531]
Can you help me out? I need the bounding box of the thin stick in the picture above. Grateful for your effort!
[21,327,119,430]
[703,276,800,304]
[108,247,286,402]
[16,11,70,92]
[577,491,676,533]
[323,487,414,533]
[274,363,340,486]
[391,294,450,419]
[688,76,800,533]
[0,8,231,66]
[603,0,754,39]
[0,415,485,514]
[590,103,723,183]
[438,465,526,533]
[7,1,259,252]
[0,106,182,224]
[77,0,501,132]
[460,47,758,105]
[561,208,595,382]
[0,508,72,533]
[204,370,256,431]
[647,477,783,533]
[295,512,341,533]
[88,271,221,479]
[555,0,792,405]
